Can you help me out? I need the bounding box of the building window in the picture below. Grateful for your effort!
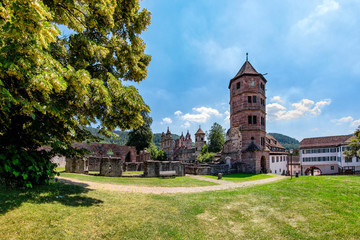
[261,117,265,126]
[248,115,257,124]
[345,157,352,163]
[236,82,241,89]
[276,156,279,162]
[272,157,274,163]
[261,82,265,91]
[248,96,252,103]
[253,96,257,103]
[261,137,265,146]
[331,166,334,170]
[253,116,257,124]
[248,116,252,124]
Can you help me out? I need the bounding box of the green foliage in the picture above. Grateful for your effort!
[268,133,300,150]
[0,0,151,187]
[197,152,215,163]
[345,127,360,159]
[145,142,158,160]
[86,127,129,145]
[126,111,153,152]
[156,149,167,161]
[207,122,225,153]
[201,144,209,155]
[0,146,58,188]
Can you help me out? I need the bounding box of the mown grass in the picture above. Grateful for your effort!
[204,173,275,182]
[122,171,144,175]
[58,172,218,187]
[1,175,360,239]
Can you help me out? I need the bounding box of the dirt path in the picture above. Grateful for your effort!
[56,175,286,194]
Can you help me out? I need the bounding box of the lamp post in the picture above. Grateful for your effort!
[289,149,293,180]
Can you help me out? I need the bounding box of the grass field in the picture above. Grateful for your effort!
[1,175,360,239]
[204,173,274,182]
[58,171,218,187]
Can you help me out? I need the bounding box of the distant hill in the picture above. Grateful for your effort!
[268,133,300,150]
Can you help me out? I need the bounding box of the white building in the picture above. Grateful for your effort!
[300,134,359,175]
[267,134,288,175]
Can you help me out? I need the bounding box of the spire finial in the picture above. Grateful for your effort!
[246,52,248,61]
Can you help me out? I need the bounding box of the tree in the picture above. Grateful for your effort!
[207,122,225,153]
[156,149,167,161]
[126,111,153,152]
[0,1,151,187]
[345,127,360,159]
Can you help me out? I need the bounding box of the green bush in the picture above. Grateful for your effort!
[0,146,58,188]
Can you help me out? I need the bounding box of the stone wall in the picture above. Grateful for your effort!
[123,162,144,171]
[99,157,123,177]
[184,163,229,175]
[65,157,88,174]
[73,143,137,162]
[88,157,102,171]
[143,161,184,177]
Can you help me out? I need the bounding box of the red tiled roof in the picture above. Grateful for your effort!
[195,128,205,135]
[233,61,259,78]
[266,134,285,150]
[300,135,353,148]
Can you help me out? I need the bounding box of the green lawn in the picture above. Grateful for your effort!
[122,171,144,175]
[1,175,360,239]
[58,172,218,187]
[204,173,275,182]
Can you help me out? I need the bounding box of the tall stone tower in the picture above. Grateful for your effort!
[195,127,206,157]
[229,54,269,173]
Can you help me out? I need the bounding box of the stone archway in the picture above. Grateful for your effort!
[261,156,266,173]
[305,167,322,176]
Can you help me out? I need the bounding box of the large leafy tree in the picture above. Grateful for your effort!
[345,127,360,159]
[208,122,225,153]
[126,111,153,152]
[0,0,151,187]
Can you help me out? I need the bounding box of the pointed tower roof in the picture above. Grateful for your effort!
[180,132,184,140]
[229,54,267,88]
[195,127,205,135]
[166,127,171,135]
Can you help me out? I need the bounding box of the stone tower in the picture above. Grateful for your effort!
[160,127,174,160]
[228,55,269,173]
[195,127,206,157]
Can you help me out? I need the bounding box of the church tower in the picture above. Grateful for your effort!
[195,127,206,157]
[229,54,269,173]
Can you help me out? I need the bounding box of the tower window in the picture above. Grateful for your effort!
[261,83,265,91]
[236,82,241,89]
[261,117,265,126]
[248,116,252,124]
[248,115,257,124]
[261,137,265,146]
[253,96,257,103]
[248,96,251,103]
[253,116,257,124]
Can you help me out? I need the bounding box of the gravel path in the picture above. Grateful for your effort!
[56,175,286,194]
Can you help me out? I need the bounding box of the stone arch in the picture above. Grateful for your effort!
[125,152,131,162]
[305,167,322,176]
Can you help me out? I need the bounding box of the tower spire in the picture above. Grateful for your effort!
[246,52,248,61]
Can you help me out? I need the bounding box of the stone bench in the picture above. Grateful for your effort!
[159,170,177,178]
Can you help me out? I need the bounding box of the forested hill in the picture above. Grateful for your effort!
[268,133,300,150]
[86,127,179,148]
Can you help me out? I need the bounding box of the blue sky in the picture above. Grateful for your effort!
[131,0,360,141]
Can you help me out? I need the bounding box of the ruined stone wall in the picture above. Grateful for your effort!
[143,161,184,177]
[123,162,144,171]
[72,143,136,162]
[65,157,88,174]
[99,157,123,177]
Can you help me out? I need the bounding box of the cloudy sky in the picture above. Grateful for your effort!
[131,0,360,141]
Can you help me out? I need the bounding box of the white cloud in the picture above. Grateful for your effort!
[271,96,285,104]
[182,107,222,123]
[295,0,339,35]
[352,119,360,128]
[190,39,242,74]
[161,117,172,124]
[267,98,331,121]
[174,110,183,116]
[224,111,230,122]
[181,121,191,128]
[333,116,360,127]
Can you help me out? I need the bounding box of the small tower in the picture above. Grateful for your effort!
[184,130,192,149]
[161,127,174,160]
[195,127,206,157]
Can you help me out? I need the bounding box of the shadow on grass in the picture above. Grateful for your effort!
[0,181,103,215]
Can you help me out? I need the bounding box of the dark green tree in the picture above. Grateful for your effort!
[207,122,225,153]
[126,111,153,153]
[0,0,151,187]
[156,149,167,161]
[345,127,360,159]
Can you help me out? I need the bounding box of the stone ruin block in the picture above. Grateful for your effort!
[99,157,123,177]
[143,161,185,177]
[65,157,88,174]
